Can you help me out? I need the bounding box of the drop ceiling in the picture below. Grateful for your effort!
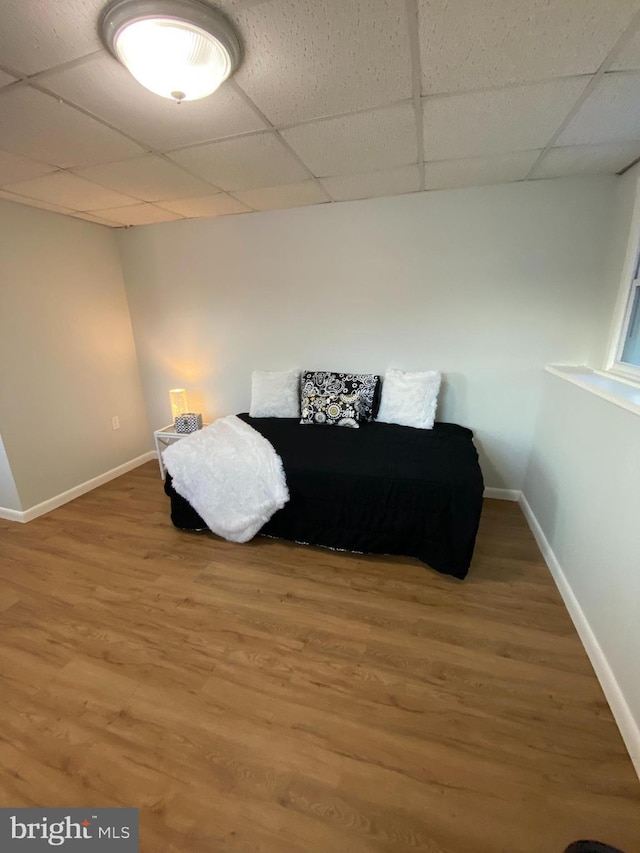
[2,0,640,227]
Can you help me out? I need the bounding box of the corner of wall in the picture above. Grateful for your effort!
[518,487,640,780]
[0,431,22,514]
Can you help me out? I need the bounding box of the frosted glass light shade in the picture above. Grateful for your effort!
[101,0,241,102]
[115,18,231,101]
[170,388,189,418]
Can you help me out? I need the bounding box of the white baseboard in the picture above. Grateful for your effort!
[483,487,521,501]
[519,491,640,780]
[0,505,24,522]
[0,451,156,524]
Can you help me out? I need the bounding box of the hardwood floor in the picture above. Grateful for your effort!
[0,461,638,853]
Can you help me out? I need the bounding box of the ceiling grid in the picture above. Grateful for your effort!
[0,0,640,226]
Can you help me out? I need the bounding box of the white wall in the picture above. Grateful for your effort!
[0,200,151,510]
[118,176,616,490]
[523,373,640,762]
[522,164,640,770]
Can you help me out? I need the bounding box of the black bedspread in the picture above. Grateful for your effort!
[165,415,484,579]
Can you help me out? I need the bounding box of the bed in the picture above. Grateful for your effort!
[164,413,484,579]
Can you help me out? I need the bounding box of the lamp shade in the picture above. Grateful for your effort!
[100,0,241,102]
[169,388,189,419]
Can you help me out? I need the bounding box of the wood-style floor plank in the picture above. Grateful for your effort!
[0,462,638,853]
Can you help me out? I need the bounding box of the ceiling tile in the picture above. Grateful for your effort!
[556,72,640,146]
[0,189,74,214]
[233,0,412,125]
[418,0,640,95]
[73,155,216,202]
[40,55,268,151]
[0,87,144,168]
[0,70,17,88]
[90,204,183,226]
[158,194,250,217]
[234,180,329,210]
[4,172,141,211]
[423,77,589,160]
[71,211,122,227]
[530,141,640,179]
[223,0,272,9]
[169,133,310,191]
[423,151,540,190]
[0,148,56,185]
[282,104,417,177]
[609,24,640,72]
[320,164,421,201]
[0,0,105,75]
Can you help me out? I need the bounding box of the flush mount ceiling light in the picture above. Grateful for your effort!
[100,0,241,102]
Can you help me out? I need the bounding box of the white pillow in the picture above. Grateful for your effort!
[376,369,441,429]
[250,369,301,418]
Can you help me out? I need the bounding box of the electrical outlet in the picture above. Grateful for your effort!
[111,416,120,430]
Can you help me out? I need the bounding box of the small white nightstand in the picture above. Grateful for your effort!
[153,424,209,479]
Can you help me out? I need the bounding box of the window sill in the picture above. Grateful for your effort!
[601,364,640,387]
[546,365,640,417]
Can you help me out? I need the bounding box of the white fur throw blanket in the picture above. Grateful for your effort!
[162,415,289,543]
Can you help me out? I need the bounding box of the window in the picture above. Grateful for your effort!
[620,279,640,367]
[607,186,640,384]
[610,253,640,382]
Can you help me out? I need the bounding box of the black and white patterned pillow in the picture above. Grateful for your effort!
[300,371,380,423]
[300,393,360,428]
